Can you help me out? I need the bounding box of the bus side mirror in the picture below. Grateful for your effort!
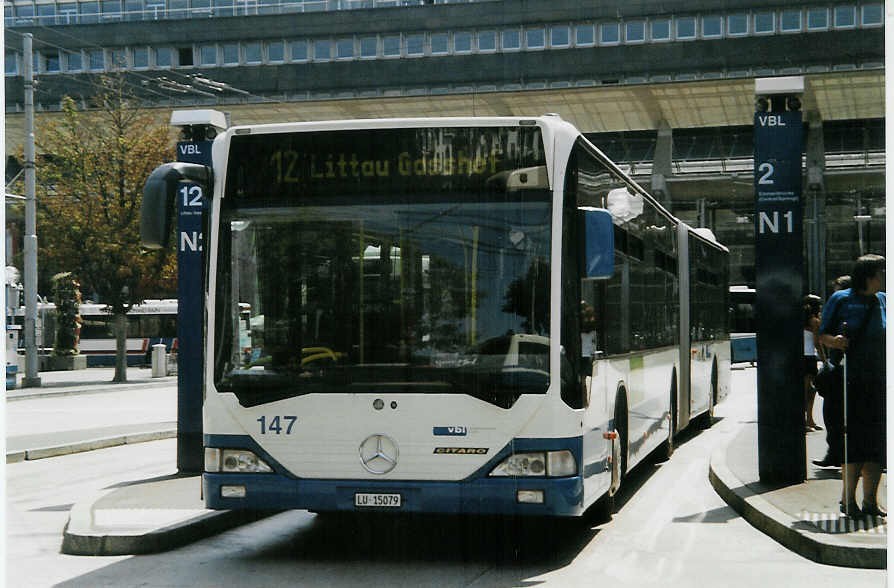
[580,207,614,279]
[141,162,211,249]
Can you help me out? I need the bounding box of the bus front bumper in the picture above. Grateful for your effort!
[203,473,585,517]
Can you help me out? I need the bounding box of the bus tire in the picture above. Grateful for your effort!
[615,389,629,482]
[587,492,614,524]
[695,364,717,430]
[659,377,676,461]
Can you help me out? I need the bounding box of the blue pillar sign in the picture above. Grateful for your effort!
[754,110,806,484]
[176,139,212,473]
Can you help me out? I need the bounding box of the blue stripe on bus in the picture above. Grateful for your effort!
[203,433,586,516]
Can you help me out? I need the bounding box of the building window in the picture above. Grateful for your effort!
[406,34,423,56]
[359,37,377,58]
[862,3,883,25]
[502,29,521,51]
[14,4,35,25]
[222,43,238,64]
[478,30,496,52]
[575,24,595,46]
[754,12,775,34]
[132,47,149,68]
[676,17,696,39]
[124,0,142,21]
[80,2,99,24]
[177,47,193,67]
[550,25,569,48]
[310,40,328,61]
[212,0,233,17]
[44,50,61,72]
[199,44,217,66]
[727,13,748,36]
[268,40,284,62]
[110,48,127,69]
[455,31,473,53]
[37,4,56,25]
[600,23,619,44]
[256,0,277,15]
[833,5,856,28]
[289,40,308,62]
[807,8,829,30]
[650,19,670,41]
[88,49,105,71]
[245,41,262,63]
[191,0,211,16]
[164,0,183,20]
[526,27,545,49]
[102,0,123,19]
[383,35,400,57]
[625,21,645,43]
[155,47,172,67]
[336,38,354,59]
[58,3,78,24]
[431,33,448,55]
[65,50,82,71]
[701,15,722,38]
[5,52,18,75]
[781,9,802,32]
[166,0,185,18]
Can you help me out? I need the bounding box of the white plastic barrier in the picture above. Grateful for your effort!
[151,344,167,377]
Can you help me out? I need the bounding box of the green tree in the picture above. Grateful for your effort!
[29,76,176,382]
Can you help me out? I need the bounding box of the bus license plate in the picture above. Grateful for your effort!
[354,493,401,508]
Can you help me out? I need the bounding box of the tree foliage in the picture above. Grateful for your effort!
[16,75,177,380]
[32,77,176,312]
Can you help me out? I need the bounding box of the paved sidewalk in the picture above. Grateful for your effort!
[7,366,275,555]
[710,421,887,568]
[7,365,176,401]
[61,474,275,555]
[6,366,178,463]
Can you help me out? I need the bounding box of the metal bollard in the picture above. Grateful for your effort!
[151,343,167,377]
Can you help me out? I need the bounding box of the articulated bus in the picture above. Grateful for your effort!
[142,115,730,519]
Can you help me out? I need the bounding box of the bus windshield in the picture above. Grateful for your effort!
[214,125,552,408]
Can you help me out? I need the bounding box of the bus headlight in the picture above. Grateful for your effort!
[489,450,576,477]
[205,448,273,473]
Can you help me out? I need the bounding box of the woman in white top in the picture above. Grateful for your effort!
[803,294,826,431]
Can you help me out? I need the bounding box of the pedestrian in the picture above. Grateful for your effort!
[812,275,851,468]
[818,255,886,517]
[802,294,825,431]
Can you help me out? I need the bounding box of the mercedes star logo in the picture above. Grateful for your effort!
[359,434,399,474]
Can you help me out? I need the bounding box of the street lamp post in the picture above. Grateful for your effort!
[22,33,41,388]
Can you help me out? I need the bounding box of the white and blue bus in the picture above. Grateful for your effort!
[14,299,178,366]
[142,115,730,518]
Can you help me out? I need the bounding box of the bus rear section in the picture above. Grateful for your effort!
[202,120,611,516]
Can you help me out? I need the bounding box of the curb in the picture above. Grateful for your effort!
[7,381,176,402]
[6,429,176,463]
[708,446,886,569]
[61,508,278,556]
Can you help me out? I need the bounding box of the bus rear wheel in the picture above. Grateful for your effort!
[695,366,717,430]
[659,379,676,461]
